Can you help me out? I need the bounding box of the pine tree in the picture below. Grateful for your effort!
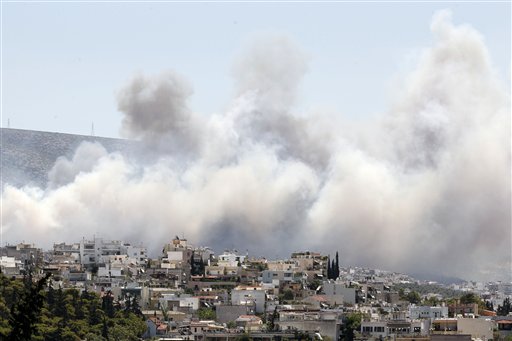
[8,272,51,340]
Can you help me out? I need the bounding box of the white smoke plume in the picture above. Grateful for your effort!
[229,34,332,168]
[48,142,109,188]
[1,11,509,281]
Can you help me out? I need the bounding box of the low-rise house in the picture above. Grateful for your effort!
[217,251,246,267]
[277,310,342,341]
[261,270,294,286]
[1,243,43,272]
[431,318,494,340]
[188,320,225,336]
[216,305,253,324]
[0,256,21,275]
[448,303,479,317]
[231,285,266,313]
[496,318,512,338]
[62,269,91,282]
[235,315,263,332]
[323,281,356,305]
[302,295,331,309]
[159,294,199,312]
[205,265,239,277]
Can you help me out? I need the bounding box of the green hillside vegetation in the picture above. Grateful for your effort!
[0,273,147,340]
[392,282,463,300]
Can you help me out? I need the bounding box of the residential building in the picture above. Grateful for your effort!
[231,285,266,313]
[409,305,449,319]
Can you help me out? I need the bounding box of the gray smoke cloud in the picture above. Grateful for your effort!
[1,10,509,281]
[117,71,204,155]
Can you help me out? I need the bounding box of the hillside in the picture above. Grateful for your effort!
[1,128,138,188]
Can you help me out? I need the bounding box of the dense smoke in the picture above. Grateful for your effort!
[117,71,204,155]
[1,11,510,281]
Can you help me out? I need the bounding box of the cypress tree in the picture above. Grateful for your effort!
[331,259,336,279]
[102,290,115,318]
[335,251,340,279]
[102,316,109,340]
[327,256,331,279]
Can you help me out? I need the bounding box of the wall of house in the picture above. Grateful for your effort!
[457,318,494,340]
[277,319,341,340]
[323,282,356,305]
[231,289,266,313]
[216,305,251,324]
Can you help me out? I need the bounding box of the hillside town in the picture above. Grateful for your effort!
[1,237,511,341]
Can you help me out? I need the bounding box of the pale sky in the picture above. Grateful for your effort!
[2,1,510,138]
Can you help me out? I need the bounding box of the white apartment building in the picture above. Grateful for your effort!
[79,237,147,267]
[231,285,266,313]
[323,281,357,305]
[217,251,246,267]
[409,305,449,319]
[361,319,430,338]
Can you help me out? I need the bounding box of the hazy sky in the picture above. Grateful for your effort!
[3,1,510,138]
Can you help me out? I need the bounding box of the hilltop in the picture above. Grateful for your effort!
[1,128,138,188]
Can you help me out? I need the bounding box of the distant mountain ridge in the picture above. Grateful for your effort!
[1,128,137,188]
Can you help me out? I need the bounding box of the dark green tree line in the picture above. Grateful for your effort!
[327,251,340,280]
[0,273,147,340]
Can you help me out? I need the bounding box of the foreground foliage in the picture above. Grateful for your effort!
[0,273,147,340]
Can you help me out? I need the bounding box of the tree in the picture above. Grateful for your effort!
[197,308,216,320]
[267,306,278,331]
[8,272,51,340]
[497,298,511,316]
[327,256,331,280]
[406,291,421,304]
[1,273,148,340]
[282,289,294,301]
[335,252,340,279]
[460,293,480,304]
[342,312,363,341]
[101,316,109,340]
[423,296,439,306]
[102,291,115,318]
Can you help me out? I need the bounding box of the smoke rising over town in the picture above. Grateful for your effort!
[1,11,510,281]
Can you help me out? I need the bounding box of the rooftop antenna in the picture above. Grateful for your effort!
[91,122,95,136]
